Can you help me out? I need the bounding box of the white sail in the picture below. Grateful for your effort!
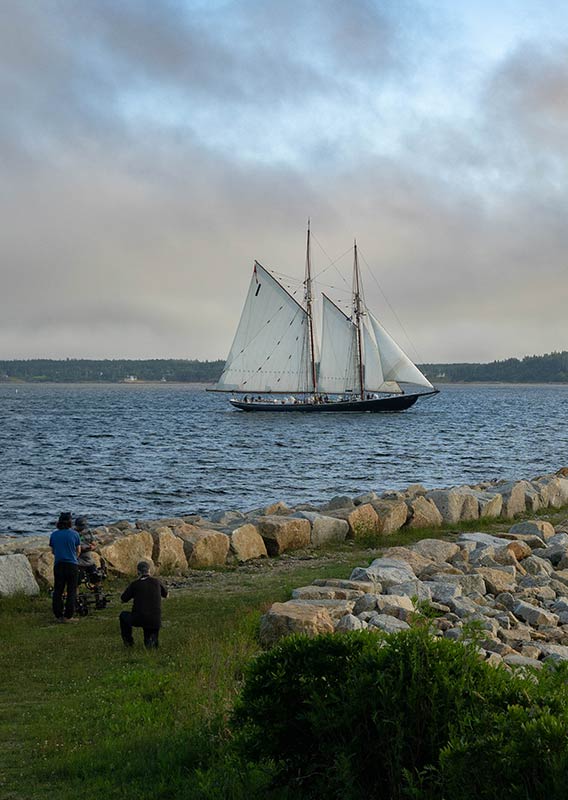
[216,262,313,393]
[369,312,434,389]
[317,295,358,394]
[361,317,388,392]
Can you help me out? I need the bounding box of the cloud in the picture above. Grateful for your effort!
[0,1,566,363]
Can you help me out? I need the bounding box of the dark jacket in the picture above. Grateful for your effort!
[120,575,168,629]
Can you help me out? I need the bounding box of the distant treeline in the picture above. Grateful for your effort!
[420,351,568,383]
[0,351,567,384]
[0,359,225,383]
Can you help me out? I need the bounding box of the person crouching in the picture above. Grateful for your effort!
[119,561,168,649]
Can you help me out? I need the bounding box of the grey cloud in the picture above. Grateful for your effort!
[0,3,566,363]
[0,0,423,167]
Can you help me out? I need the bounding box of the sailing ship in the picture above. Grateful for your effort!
[210,225,439,412]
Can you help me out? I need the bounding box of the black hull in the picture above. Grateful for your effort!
[229,391,438,413]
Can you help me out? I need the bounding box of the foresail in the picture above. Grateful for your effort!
[215,262,313,393]
[369,312,434,390]
[317,295,358,394]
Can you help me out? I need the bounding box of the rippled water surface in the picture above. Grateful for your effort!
[0,382,566,535]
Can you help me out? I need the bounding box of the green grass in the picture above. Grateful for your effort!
[0,557,367,800]
[1,508,566,799]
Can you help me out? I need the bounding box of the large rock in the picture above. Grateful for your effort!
[177,529,230,568]
[257,516,311,556]
[426,579,463,605]
[292,585,364,601]
[367,613,411,634]
[492,480,530,518]
[412,539,460,563]
[474,567,516,595]
[513,600,559,628]
[297,599,355,620]
[522,555,554,577]
[259,601,334,645]
[458,532,516,549]
[427,572,486,596]
[533,533,568,566]
[150,527,188,573]
[210,509,246,526]
[322,495,355,512]
[228,524,268,562]
[335,614,366,632]
[509,520,555,541]
[312,578,376,593]
[496,541,532,561]
[503,654,543,669]
[426,489,468,525]
[370,499,408,534]
[294,512,349,547]
[27,549,55,588]
[533,477,568,509]
[263,500,292,516]
[405,496,443,529]
[381,547,433,576]
[330,504,380,539]
[99,531,154,577]
[136,517,186,531]
[460,490,503,519]
[351,557,416,587]
[537,643,568,661]
[0,554,40,596]
[387,579,433,602]
[376,594,415,617]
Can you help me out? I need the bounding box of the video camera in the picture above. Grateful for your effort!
[76,562,112,616]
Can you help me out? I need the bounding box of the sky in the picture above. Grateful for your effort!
[1,0,567,364]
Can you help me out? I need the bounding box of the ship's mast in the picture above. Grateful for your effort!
[305,219,318,395]
[353,240,365,400]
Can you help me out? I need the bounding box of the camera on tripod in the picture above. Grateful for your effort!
[75,562,112,616]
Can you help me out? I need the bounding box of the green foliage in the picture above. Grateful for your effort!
[0,358,224,383]
[420,350,568,383]
[232,628,527,799]
[438,702,568,800]
[1,350,567,384]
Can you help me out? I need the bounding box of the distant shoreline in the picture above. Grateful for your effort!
[1,380,567,387]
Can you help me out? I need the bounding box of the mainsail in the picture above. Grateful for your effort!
[215,262,314,393]
[317,295,358,394]
[317,296,407,394]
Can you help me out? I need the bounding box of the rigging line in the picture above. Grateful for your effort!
[270,269,304,286]
[317,281,353,296]
[310,235,353,287]
[358,248,425,364]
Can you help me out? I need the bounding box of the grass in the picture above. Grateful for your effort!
[1,507,567,799]
[0,557,366,800]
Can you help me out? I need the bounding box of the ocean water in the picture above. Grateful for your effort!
[0,382,566,536]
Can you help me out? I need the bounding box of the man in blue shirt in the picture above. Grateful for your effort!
[49,512,81,623]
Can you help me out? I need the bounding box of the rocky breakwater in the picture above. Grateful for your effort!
[0,469,567,597]
[260,517,568,668]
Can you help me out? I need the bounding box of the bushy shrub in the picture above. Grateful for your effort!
[438,703,568,800]
[231,632,379,794]
[231,628,526,799]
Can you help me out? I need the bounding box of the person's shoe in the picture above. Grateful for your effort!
[54,617,65,624]
[63,617,79,624]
